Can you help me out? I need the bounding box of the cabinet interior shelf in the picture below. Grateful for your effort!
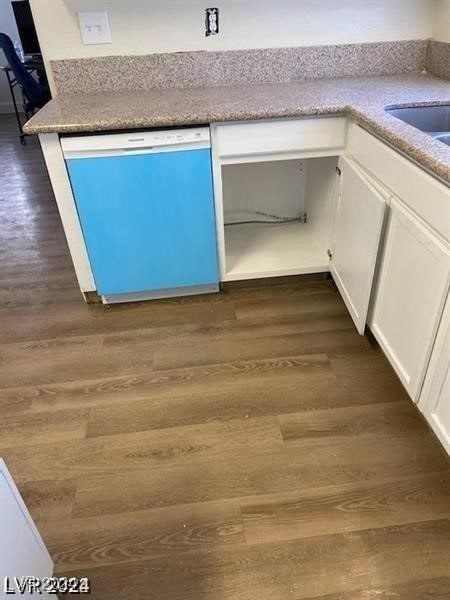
[223,221,329,281]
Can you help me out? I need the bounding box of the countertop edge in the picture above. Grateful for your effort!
[23,90,450,185]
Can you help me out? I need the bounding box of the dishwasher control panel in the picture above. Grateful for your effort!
[131,129,210,146]
[61,127,211,158]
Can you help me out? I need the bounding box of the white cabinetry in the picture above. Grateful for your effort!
[330,157,386,334]
[214,117,346,160]
[419,294,450,454]
[369,198,449,401]
[346,123,449,239]
[211,117,347,284]
[0,459,53,599]
[212,118,387,336]
[346,121,450,408]
[213,116,449,415]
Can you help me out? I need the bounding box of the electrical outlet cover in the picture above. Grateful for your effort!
[205,8,219,36]
[78,11,112,45]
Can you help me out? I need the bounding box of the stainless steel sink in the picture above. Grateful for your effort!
[433,132,450,146]
[385,105,450,145]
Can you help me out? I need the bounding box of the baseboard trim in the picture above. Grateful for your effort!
[221,272,330,290]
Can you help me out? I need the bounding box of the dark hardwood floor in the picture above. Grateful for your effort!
[0,115,449,599]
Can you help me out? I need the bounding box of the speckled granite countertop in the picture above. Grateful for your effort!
[24,74,450,183]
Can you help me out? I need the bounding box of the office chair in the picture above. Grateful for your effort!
[0,32,50,118]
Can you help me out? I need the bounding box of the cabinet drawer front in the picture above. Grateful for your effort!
[214,117,347,158]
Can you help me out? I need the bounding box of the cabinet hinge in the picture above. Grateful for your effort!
[335,166,341,176]
[327,249,333,260]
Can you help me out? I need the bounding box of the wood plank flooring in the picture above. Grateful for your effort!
[0,115,449,599]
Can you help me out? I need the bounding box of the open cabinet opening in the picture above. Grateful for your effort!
[221,156,339,281]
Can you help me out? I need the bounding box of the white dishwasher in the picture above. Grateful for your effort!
[62,128,219,303]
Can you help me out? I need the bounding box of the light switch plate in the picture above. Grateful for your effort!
[78,11,112,45]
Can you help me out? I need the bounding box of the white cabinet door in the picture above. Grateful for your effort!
[419,294,450,454]
[369,197,449,401]
[0,459,53,599]
[330,156,386,334]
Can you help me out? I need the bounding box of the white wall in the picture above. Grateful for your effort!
[0,0,22,112]
[31,0,435,60]
[433,0,450,41]
[29,0,437,94]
